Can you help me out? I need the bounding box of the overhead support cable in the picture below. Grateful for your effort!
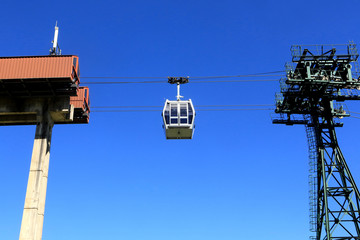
[190,79,278,83]
[196,108,274,111]
[349,111,360,115]
[82,79,279,84]
[82,80,165,84]
[81,70,285,79]
[190,71,285,80]
[91,104,274,109]
[80,70,285,84]
[91,108,275,113]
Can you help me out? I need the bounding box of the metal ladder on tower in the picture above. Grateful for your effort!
[305,120,318,238]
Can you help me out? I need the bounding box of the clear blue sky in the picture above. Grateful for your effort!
[1,0,360,239]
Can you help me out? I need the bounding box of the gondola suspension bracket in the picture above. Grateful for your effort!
[168,77,189,101]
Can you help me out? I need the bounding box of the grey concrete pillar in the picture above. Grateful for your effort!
[19,110,54,240]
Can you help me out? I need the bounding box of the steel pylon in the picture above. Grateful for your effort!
[309,103,360,240]
[273,42,360,240]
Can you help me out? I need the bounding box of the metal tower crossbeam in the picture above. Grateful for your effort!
[273,42,360,240]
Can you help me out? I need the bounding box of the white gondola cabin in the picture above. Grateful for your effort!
[162,99,195,139]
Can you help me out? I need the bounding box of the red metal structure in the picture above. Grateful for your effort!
[0,55,80,97]
[0,55,90,125]
[69,87,90,124]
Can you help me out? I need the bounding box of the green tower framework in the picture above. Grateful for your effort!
[273,42,360,240]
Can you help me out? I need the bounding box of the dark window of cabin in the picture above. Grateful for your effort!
[188,103,193,124]
[164,110,169,124]
[180,104,187,116]
[171,105,177,116]
[171,118,178,124]
[180,118,187,124]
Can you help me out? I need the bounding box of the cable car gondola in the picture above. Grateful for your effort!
[162,77,195,139]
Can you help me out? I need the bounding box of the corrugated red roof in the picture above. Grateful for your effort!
[0,55,78,80]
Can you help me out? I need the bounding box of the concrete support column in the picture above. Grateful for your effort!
[19,109,54,240]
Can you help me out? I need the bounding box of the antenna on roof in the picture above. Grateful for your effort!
[50,21,61,55]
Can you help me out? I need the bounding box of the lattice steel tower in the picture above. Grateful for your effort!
[273,42,360,240]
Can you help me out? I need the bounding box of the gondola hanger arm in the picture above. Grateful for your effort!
[168,77,189,101]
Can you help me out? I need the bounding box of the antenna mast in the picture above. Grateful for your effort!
[50,22,61,55]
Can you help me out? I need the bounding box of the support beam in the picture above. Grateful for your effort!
[0,97,73,125]
[19,109,53,240]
